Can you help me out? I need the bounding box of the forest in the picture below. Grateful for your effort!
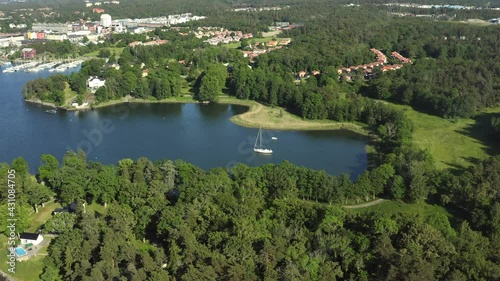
[1,147,499,280]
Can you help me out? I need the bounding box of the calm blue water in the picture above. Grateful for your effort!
[0,66,368,176]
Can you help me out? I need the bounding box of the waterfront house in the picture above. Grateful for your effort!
[20,233,43,246]
[87,76,106,93]
[21,48,36,59]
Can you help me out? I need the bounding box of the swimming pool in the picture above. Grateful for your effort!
[15,247,27,257]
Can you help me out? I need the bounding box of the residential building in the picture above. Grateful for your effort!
[100,14,112,27]
[279,38,291,45]
[32,23,71,33]
[20,233,43,246]
[267,40,278,47]
[46,33,68,41]
[87,76,106,93]
[391,51,411,63]
[21,48,36,59]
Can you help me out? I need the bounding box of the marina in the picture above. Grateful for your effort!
[2,59,84,74]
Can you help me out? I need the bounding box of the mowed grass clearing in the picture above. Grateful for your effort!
[389,102,500,169]
[219,97,369,133]
[349,200,452,220]
[85,47,125,57]
[28,201,61,232]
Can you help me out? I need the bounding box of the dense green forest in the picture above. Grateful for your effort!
[1,147,499,280]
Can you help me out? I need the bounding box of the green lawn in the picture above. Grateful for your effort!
[86,202,107,215]
[63,83,78,105]
[388,102,500,169]
[85,47,124,57]
[28,201,61,233]
[349,200,453,220]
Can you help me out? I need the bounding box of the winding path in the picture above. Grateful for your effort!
[343,198,386,209]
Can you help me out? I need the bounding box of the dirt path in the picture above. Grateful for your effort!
[343,198,386,209]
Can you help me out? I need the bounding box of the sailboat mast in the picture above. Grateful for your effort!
[259,128,262,147]
[254,128,259,148]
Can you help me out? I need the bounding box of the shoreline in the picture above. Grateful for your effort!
[25,96,372,136]
[218,97,371,135]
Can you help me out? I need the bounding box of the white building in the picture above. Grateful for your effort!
[111,22,123,33]
[100,14,112,28]
[20,233,43,246]
[87,77,106,93]
[46,33,68,41]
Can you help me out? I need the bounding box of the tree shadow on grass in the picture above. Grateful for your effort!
[455,110,500,160]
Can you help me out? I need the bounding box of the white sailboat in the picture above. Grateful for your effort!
[254,127,273,154]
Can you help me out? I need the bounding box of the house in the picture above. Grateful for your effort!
[20,233,43,246]
[128,41,142,47]
[311,70,320,76]
[92,8,105,13]
[279,38,291,45]
[267,40,278,47]
[298,71,307,78]
[21,48,36,59]
[142,69,149,77]
[53,201,78,214]
[381,64,403,72]
[87,76,106,93]
[391,51,411,63]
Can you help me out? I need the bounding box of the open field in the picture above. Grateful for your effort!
[27,201,60,233]
[85,47,125,57]
[388,102,500,169]
[262,30,283,37]
[349,200,453,221]
[87,202,107,214]
[63,83,77,104]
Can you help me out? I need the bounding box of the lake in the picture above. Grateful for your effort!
[0,67,368,177]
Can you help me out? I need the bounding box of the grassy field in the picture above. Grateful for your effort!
[27,201,61,233]
[262,30,283,37]
[86,203,107,215]
[63,83,77,104]
[349,200,451,217]
[389,102,500,169]
[85,47,125,57]
[219,97,370,134]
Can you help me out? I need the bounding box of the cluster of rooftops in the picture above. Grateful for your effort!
[338,48,411,76]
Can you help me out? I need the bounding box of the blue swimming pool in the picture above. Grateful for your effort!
[15,247,27,257]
